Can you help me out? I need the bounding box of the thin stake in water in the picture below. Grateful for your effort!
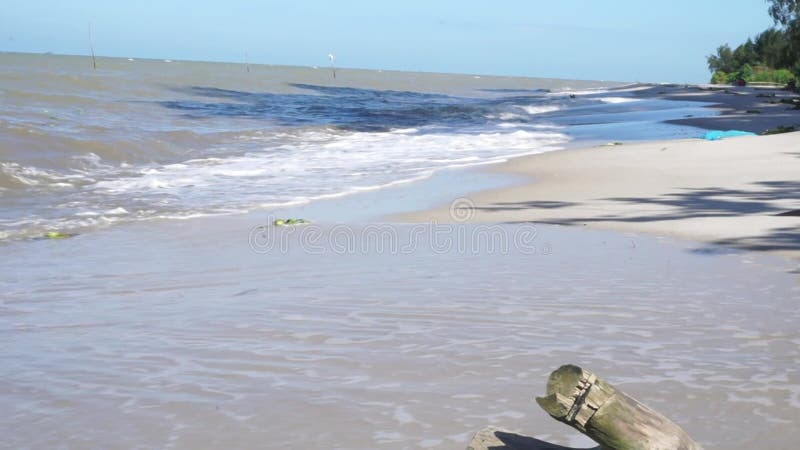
[245,52,250,73]
[88,22,96,70]
[328,53,336,79]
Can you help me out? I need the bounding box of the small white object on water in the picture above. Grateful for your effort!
[328,53,336,79]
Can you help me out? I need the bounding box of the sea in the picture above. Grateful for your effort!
[1,52,713,240]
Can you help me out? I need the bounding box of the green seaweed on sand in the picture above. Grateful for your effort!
[761,125,798,135]
[42,231,75,239]
[273,218,311,227]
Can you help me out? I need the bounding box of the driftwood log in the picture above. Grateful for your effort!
[469,365,703,450]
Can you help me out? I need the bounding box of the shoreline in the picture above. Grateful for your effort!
[4,78,798,259]
[395,84,800,260]
[5,79,800,449]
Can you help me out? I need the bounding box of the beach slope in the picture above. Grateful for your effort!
[398,131,800,258]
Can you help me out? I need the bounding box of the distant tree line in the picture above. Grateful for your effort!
[707,0,799,86]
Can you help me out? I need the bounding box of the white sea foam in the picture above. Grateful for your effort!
[547,83,648,98]
[91,127,570,211]
[600,97,640,104]
[0,162,86,187]
[390,128,419,134]
[105,207,129,215]
[516,105,561,115]
[548,87,613,97]
[493,112,525,120]
[0,125,570,240]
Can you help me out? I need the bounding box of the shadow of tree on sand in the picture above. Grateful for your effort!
[490,180,800,254]
[477,200,579,212]
[590,181,799,221]
[711,226,800,252]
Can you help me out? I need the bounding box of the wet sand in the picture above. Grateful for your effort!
[2,213,798,449]
[643,84,800,133]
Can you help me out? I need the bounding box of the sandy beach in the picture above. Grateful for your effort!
[3,54,800,449]
[399,86,800,260]
[8,0,800,447]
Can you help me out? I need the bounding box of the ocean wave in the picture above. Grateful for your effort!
[0,125,570,241]
[0,161,92,190]
[599,97,640,104]
[90,127,569,200]
[0,57,697,242]
[516,105,561,115]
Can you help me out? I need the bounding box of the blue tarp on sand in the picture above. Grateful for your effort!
[703,130,757,141]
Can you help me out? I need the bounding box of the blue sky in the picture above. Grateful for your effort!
[1,0,776,83]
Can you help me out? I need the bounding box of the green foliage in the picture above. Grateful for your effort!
[767,1,800,78]
[709,65,796,85]
[739,63,754,80]
[707,2,800,87]
[733,39,758,67]
[754,28,791,68]
[716,64,755,84]
[707,44,736,73]
[750,68,796,84]
[711,70,728,84]
[707,37,784,77]
[767,0,799,26]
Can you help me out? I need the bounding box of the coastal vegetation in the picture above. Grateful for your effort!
[707,0,799,86]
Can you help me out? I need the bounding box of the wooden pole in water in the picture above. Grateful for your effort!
[536,365,703,450]
[88,22,97,70]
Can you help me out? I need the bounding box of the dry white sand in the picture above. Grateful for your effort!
[398,131,800,259]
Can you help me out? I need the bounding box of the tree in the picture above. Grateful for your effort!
[707,41,759,73]
[733,38,758,67]
[768,0,800,75]
[707,44,736,72]
[754,28,790,67]
[767,0,799,26]
[706,2,800,83]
